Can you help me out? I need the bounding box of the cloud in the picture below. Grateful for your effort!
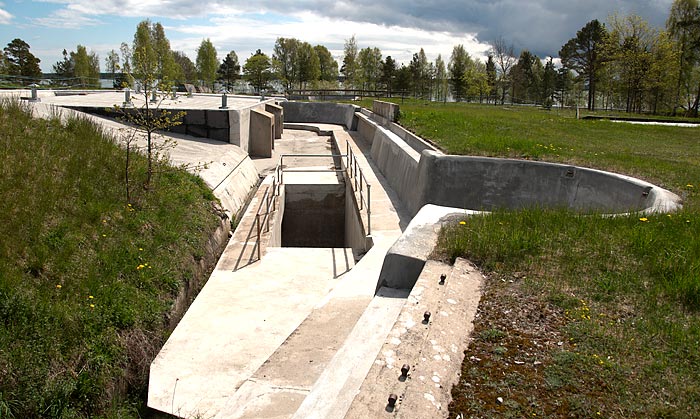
[33,0,674,61]
[0,6,12,24]
[165,11,491,67]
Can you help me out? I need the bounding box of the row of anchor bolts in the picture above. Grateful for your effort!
[387,273,447,410]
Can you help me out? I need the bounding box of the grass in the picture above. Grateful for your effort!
[0,99,220,418]
[372,99,700,418]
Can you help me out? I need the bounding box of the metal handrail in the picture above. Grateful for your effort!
[252,149,373,260]
[253,177,279,261]
[345,143,372,235]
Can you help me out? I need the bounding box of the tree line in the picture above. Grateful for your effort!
[2,0,699,116]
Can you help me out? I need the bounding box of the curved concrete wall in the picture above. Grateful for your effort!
[413,151,680,215]
[356,111,681,216]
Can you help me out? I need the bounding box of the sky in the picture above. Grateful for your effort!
[0,0,676,73]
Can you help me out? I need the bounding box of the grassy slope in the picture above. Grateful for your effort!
[381,100,700,418]
[0,100,220,418]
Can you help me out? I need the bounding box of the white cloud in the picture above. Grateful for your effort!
[31,13,99,29]
[28,0,675,71]
[0,7,12,24]
[167,11,491,67]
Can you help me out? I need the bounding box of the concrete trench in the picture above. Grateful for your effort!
[11,91,683,418]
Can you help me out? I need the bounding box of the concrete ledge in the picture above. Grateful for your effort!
[376,204,477,292]
[347,258,483,418]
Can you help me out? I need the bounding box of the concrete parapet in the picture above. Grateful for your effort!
[353,109,681,217]
[356,114,423,216]
[249,108,274,158]
[265,103,284,140]
[414,150,682,215]
[281,101,359,130]
[372,100,399,122]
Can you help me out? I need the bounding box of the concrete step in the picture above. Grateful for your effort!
[343,258,483,418]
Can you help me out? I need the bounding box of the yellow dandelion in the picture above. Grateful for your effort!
[56,284,62,289]
[102,234,107,237]
[639,217,648,222]
[102,219,107,223]
[687,184,694,188]
[459,221,466,225]
[89,304,95,309]
[139,247,143,251]
[88,295,94,299]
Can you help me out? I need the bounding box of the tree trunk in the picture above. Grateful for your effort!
[588,74,595,111]
[691,81,700,118]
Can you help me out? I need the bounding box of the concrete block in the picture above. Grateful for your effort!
[229,109,251,151]
[186,125,208,138]
[207,110,230,129]
[249,108,273,158]
[169,124,187,135]
[265,103,284,140]
[184,109,206,125]
[372,100,399,122]
[375,205,475,292]
[209,128,230,142]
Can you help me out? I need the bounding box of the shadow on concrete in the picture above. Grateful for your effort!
[331,247,352,278]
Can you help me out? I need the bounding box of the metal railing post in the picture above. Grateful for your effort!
[367,184,372,235]
[272,178,276,211]
[265,188,271,232]
[256,214,261,260]
[359,174,363,210]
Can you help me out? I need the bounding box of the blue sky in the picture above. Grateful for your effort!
[0,0,674,73]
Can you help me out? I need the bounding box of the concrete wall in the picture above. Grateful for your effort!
[354,111,681,217]
[281,102,360,130]
[344,182,372,256]
[249,108,274,158]
[372,100,399,122]
[282,183,346,247]
[268,186,286,248]
[357,114,423,214]
[280,101,681,218]
[265,103,284,140]
[413,151,674,214]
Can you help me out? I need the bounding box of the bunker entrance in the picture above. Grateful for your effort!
[281,183,346,248]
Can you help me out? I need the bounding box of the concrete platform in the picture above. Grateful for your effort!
[32,90,266,111]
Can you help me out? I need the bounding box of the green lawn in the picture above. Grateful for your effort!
[0,99,220,418]
[379,99,700,418]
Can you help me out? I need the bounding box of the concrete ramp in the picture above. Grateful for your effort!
[147,247,356,418]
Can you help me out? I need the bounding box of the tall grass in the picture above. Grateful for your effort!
[0,99,219,418]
